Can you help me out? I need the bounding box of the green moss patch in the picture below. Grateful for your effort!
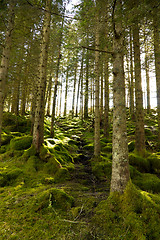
[0,165,23,187]
[147,152,160,173]
[90,182,160,239]
[33,188,74,212]
[10,136,32,150]
[91,156,112,182]
[129,153,150,172]
[133,173,160,193]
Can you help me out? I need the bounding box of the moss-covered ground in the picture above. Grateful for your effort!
[0,110,160,239]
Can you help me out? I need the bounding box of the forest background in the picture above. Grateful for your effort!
[1,0,160,239]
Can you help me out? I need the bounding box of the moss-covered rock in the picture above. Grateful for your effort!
[33,188,74,212]
[129,153,150,172]
[43,156,62,175]
[54,167,70,183]
[10,136,32,150]
[1,133,13,145]
[147,152,160,173]
[133,173,160,193]
[0,166,23,187]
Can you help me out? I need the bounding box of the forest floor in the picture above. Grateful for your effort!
[0,111,160,239]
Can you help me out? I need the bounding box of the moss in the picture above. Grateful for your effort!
[128,140,135,152]
[10,136,32,150]
[54,167,70,183]
[129,165,142,179]
[83,143,94,151]
[1,133,13,145]
[25,156,41,173]
[2,112,31,133]
[33,188,74,212]
[133,173,160,193]
[102,143,112,153]
[129,153,150,172]
[91,181,160,239]
[101,137,111,143]
[43,156,62,175]
[91,157,112,181]
[0,166,23,187]
[0,145,7,154]
[22,145,37,160]
[147,152,160,173]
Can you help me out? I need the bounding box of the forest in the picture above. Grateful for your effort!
[0,0,160,239]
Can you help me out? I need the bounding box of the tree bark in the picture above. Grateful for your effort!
[32,0,51,153]
[94,14,101,158]
[133,22,145,155]
[110,0,130,193]
[0,0,15,146]
[153,11,160,142]
[84,48,89,119]
[104,48,109,138]
[64,64,69,117]
[72,60,78,118]
[129,28,134,117]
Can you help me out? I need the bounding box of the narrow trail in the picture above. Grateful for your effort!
[56,119,110,209]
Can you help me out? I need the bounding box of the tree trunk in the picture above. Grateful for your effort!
[100,55,104,121]
[84,48,89,119]
[64,65,69,117]
[46,74,52,116]
[133,22,145,155]
[104,48,109,138]
[0,0,15,146]
[110,0,130,193]
[129,28,134,117]
[153,11,160,142]
[76,62,82,117]
[32,0,51,153]
[94,14,100,158]
[50,51,61,137]
[72,61,78,118]
[80,50,84,121]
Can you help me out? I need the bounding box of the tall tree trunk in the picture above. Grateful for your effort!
[153,11,160,143]
[104,48,109,138]
[72,60,78,118]
[46,74,52,116]
[133,22,145,155]
[32,0,51,153]
[76,61,82,117]
[0,0,15,146]
[110,0,130,193]
[94,14,100,158]
[145,50,150,114]
[129,28,134,117]
[50,50,61,137]
[80,50,84,121]
[84,48,89,119]
[64,65,69,117]
[100,55,104,121]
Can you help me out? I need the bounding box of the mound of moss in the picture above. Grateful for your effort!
[10,136,32,150]
[133,173,160,193]
[0,165,23,187]
[147,152,160,173]
[129,153,150,172]
[33,188,74,212]
[90,182,160,239]
[2,112,31,133]
[91,156,112,182]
